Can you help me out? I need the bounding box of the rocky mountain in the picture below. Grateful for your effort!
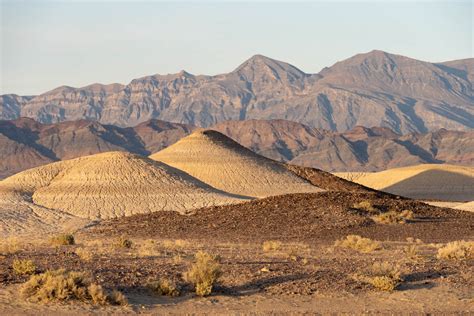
[0,118,193,179]
[1,118,472,179]
[2,51,472,134]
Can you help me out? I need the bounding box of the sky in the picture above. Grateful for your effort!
[0,0,472,95]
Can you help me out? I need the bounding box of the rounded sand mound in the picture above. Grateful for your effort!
[150,130,323,197]
[336,164,474,201]
[0,152,246,220]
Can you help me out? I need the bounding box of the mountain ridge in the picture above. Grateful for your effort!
[2,50,472,133]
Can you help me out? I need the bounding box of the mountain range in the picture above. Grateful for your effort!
[1,117,472,179]
[1,50,473,134]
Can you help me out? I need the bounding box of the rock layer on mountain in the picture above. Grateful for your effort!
[2,51,472,134]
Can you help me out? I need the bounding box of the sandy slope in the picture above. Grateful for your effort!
[0,152,246,235]
[335,164,474,201]
[150,130,323,197]
[455,201,474,212]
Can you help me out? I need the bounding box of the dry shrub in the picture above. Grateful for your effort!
[403,245,421,261]
[356,261,402,292]
[50,234,75,246]
[21,269,127,305]
[0,237,22,255]
[262,240,282,252]
[184,251,222,297]
[335,235,381,253]
[12,259,36,275]
[372,210,414,224]
[437,241,473,260]
[75,247,94,261]
[137,239,160,257]
[353,200,378,213]
[148,278,180,297]
[115,236,133,249]
[163,239,190,250]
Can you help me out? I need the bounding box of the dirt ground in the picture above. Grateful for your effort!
[1,191,473,314]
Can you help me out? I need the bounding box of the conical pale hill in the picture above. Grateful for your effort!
[336,164,474,201]
[150,130,323,197]
[0,152,246,221]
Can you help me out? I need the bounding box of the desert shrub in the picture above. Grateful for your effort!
[50,234,75,246]
[137,239,160,257]
[20,269,127,305]
[335,235,381,253]
[352,200,378,213]
[75,247,93,261]
[403,245,421,261]
[356,261,402,292]
[437,241,473,260]
[262,240,282,252]
[184,251,222,296]
[109,290,128,306]
[372,210,414,224]
[148,278,180,297]
[0,237,22,255]
[12,259,36,275]
[115,236,133,249]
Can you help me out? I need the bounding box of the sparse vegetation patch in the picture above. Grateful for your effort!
[20,269,127,305]
[335,235,381,253]
[437,240,473,260]
[148,278,180,297]
[50,234,75,246]
[12,259,36,275]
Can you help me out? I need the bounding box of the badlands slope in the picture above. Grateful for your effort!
[0,152,247,236]
[336,164,474,201]
[150,130,323,197]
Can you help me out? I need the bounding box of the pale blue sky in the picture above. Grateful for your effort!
[1,0,472,95]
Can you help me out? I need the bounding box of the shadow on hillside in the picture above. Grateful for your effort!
[382,169,474,201]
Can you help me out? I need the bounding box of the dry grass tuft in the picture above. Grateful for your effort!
[353,200,378,213]
[163,239,190,250]
[372,210,414,224]
[262,240,282,252]
[0,237,22,255]
[137,239,160,257]
[75,247,94,261]
[437,240,473,260]
[356,261,402,292]
[20,269,127,305]
[12,259,36,275]
[115,236,133,249]
[335,235,381,253]
[184,251,222,297]
[403,245,421,261]
[50,234,75,246]
[148,278,180,297]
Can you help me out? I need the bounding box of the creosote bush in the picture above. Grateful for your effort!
[12,259,36,275]
[356,261,402,292]
[148,278,180,297]
[372,210,414,224]
[352,200,378,213]
[20,269,127,305]
[262,240,282,252]
[184,251,222,297]
[437,240,473,260]
[335,235,381,253]
[50,234,75,246]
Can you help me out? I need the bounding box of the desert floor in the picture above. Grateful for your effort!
[1,192,473,314]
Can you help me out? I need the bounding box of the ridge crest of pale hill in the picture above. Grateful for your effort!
[150,130,323,197]
[0,151,246,222]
